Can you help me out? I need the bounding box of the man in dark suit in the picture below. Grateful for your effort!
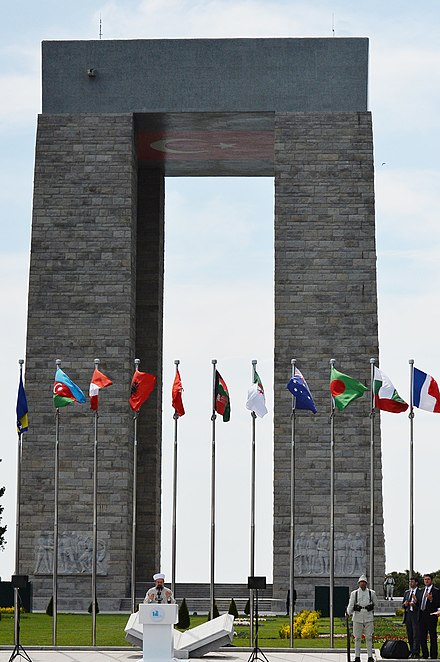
[403,577,420,658]
[417,573,440,659]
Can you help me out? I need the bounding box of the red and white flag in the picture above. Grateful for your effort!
[89,368,113,410]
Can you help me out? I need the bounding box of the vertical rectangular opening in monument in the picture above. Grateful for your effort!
[160,176,275,584]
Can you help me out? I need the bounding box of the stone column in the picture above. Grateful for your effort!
[273,112,385,604]
[22,113,140,610]
[135,170,165,582]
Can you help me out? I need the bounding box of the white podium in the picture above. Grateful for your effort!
[138,603,178,662]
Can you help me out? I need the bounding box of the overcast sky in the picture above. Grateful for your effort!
[1,0,440,587]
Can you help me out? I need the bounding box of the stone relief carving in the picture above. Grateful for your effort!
[295,531,366,576]
[34,531,108,575]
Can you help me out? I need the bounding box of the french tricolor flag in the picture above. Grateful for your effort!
[412,367,440,412]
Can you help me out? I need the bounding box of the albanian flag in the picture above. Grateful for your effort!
[129,369,156,412]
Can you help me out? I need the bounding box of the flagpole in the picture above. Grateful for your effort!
[369,357,376,590]
[91,358,100,645]
[171,359,180,599]
[289,358,296,648]
[53,357,62,646]
[408,359,415,577]
[15,359,25,576]
[329,358,336,648]
[14,360,25,650]
[249,360,257,646]
[131,357,140,615]
[210,359,217,620]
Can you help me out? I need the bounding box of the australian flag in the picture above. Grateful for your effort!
[286,370,317,413]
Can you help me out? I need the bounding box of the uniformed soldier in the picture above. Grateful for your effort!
[143,572,175,604]
[346,574,378,662]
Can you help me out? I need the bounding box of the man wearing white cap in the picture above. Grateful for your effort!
[347,574,378,662]
[144,573,175,604]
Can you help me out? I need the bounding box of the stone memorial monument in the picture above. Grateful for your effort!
[20,37,384,610]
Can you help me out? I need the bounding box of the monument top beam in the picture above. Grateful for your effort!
[42,38,368,115]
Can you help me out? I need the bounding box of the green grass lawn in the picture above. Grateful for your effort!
[0,612,409,648]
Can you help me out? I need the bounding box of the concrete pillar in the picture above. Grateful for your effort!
[273,112,385,602]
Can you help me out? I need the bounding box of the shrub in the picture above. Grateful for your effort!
[87,600,99,614]
[228,598,239,619]
[207,601,220,621]
[279,609,320,640]
[177,598,190,629]
[244,599,250,616]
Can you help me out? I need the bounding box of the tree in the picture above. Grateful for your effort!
[0,459,6,550]
[207,601,220,621]
[228,598,239,619]
[177,598,190,629]
[244,598,250,616]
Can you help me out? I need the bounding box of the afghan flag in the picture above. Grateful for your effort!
[172,369,185,417]
[89,368,113,410]
[215,370,230,422]
[246,370,267,418]
[373,366,408,413]
[330,366,368,410]
[16,368,29,436]
[129,369,156,412]
[53,367,86,408]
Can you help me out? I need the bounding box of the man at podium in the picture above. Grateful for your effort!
[144,573,175,604]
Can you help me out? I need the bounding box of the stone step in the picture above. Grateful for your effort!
[135,582,273,599]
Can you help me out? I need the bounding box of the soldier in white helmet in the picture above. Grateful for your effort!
[346,574,378,662]
[144,572,175,604]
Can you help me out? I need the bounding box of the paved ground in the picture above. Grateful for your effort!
[0,649,379,662]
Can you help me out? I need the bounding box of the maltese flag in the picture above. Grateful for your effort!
[412,367,440,412]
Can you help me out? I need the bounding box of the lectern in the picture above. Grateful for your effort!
[138,603,178,662]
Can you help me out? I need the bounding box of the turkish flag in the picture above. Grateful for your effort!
[172,369,185,417]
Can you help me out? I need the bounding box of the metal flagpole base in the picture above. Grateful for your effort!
[247,647,270,662]
[8,644,33,662]
[9,587,33,662]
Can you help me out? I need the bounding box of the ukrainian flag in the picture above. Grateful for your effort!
[16,369,29,436]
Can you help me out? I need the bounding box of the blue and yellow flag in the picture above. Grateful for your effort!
[16,368,29,436]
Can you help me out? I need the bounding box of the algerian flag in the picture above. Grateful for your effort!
[330,366,368,410]
[374,366,408,413]
[246,370,268,418]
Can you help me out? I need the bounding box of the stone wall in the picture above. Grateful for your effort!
[273,112,385,598]
[22,113,162,609]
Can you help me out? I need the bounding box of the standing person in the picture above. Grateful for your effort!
[384,575,395,600]
[144,572,175,604]
[402,577,420,658]
[417,573,440,659]
[347,574,379,662]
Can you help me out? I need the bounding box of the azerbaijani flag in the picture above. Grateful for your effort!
[53,367,86,408]
[412,367,440,412]
[89,368,113,410]
[172,369,185,417]
[215,370,230,422]
[246,370,268,418]
[16,368,29,436]
[129,369,156,412]
[330,366,368,410]
[373,367,408,413]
